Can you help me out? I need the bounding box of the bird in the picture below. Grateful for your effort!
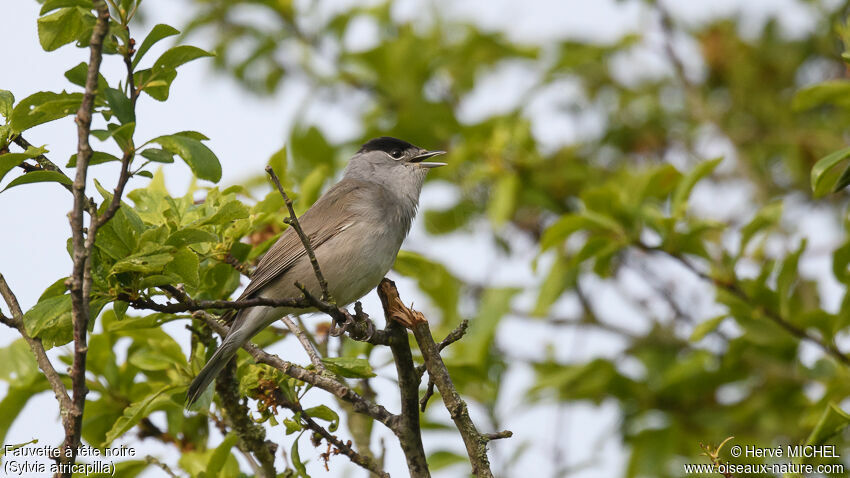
[186,136,446,405]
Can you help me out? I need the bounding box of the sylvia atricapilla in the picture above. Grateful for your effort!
[186,136,446,405]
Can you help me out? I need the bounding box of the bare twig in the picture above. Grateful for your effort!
[299,407,390,478]
[280,315,326,372]
[124,290,310,313]
[194,311,399,431]
[144,456,180,478]
[96,33,137,228]
[0,274,72,413]
[62,2,111,473]
[419,379,435,412]
[265,165,331,301]
[416,320,469,379]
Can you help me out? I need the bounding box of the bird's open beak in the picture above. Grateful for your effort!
[410,150,447,168]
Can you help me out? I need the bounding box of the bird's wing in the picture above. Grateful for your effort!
[237,179,372,300]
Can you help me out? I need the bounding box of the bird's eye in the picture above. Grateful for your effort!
[390,149,403,159]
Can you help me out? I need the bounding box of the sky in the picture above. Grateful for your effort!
[0,0,835,477]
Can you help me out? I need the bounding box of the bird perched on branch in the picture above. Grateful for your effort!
[186,137,446,405]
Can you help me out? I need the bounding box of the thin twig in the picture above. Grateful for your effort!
[96,31,137,228]
[415,320,469,379]
[419,379,435,412]
[636,243,850,366]
[265,165,331,301]
[299,408,390,478]
[280,315,326,372]
[0,273,73,412]
[194,311,399,431]
[144,456,180,478]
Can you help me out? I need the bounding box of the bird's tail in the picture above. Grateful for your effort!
[186,309,257,407]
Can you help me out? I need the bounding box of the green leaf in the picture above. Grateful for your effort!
[291,435,309,478]
[10,91,83,132]
[540,213,622,251]
[0,382,49,450]
[284,417,303,435]
[83,460,148,478]
[165,247,200,287]
[111,250,174,275]
[165,228,219,247]
[103,384,179,446]
[66,150,120,167]
[454,287,520,365]
[0,340,42,386]
[208,432,240,472]
[268,145,287,183]
[37,7,94,52]
[393,250,462,323]
[134,67,177,101]
[140,148,174,163]
[533,253,573,316]
[64,62,107,90]
[23,294,73,349]
[152,134,221,182]
[107,313,180,331]
[811,146,850,197]
[104,87,135,125]
[487,173,519,227]
[689,315,727,342]
[38,277,69,302]
[321,357,376,378]
[40,0,93,14]
[133,24,180,69]
[0,145,48,184]
[304,405,339,432]
[793,80,850,111]
[0,89,14,120]
[152,45,213,73]
[2,171,72,192]
[806,402,850,446]
[739,202,783,254]
[671,157,723,218]
[427,450,466,471]
[777,240,806,318]
[197,200,249,226]
[91,122,135,151]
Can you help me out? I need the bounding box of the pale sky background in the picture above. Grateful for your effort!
[0,0,840,477]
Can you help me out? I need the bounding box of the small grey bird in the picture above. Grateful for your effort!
[186,137,445,405]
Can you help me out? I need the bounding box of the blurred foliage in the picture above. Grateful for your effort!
[6,0,850,476]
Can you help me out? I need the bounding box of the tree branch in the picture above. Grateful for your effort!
[194,311,400,431]
[62,2,111,474]
[379,287,429,477]
[298,406,390,478]
[0,273,73,413]
[377,279,510,478]
[214,359,278,477]
[96,33,138,228]
[636,243,850,366]
[280,314,327,372]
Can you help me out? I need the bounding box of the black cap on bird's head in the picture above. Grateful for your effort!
[358,136,416,154]
[356,136,446,168]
